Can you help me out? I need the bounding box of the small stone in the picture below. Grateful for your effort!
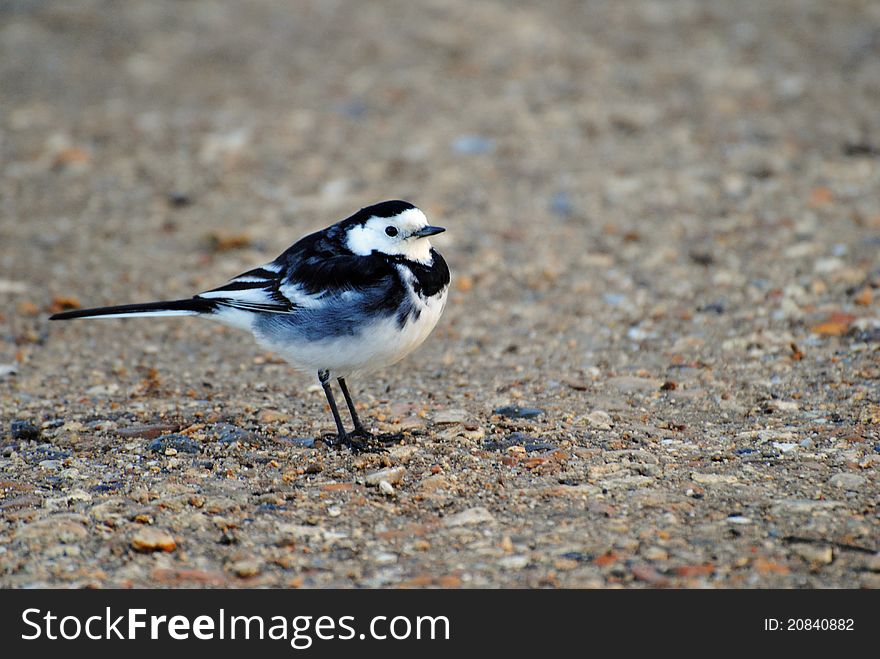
[167,192,192,208]
[386,445,418,462]
[643,546,668,561]
[257,409,289,424]
[230,559,262,578]
[493,405,544,419]
[147,434,201,454]
[498,555,529,569]
[433,409,468,425]
[379,480,395,496]
[131,527,176,553]
[766,400,799,413]
[607,376,664,392]
[461,427,486,441]
[11,420,40,441]
[444,506,495,527]
[395,415,426,431]
[691,473,739,485]
[418,474,450,492]
[791,544,833,565]
[212,423,254,444]
[451,134,495,155]
[827,473,865,490]
[117,423,179,439]
[599,475,654,491]
[365,466,406,486]
[586,410,613,430]
[770,499,844,514]
[854,287,873,306]
[549,191,574,217]
[278,437,316,448]
[16,518,88,543]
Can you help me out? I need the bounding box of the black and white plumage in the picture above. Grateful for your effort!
[50,200,450,449]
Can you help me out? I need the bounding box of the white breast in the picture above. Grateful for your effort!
[252,272,447,379]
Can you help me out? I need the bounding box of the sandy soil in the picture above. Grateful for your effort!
[1,0,878,588]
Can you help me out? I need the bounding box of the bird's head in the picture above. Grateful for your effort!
[343,200,444,263]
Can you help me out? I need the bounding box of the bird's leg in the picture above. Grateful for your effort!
[318,371,379,452]
[337,377,370,438]
[319,370,347,443]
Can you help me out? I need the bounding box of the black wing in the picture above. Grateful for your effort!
[274,227,398,297]
[196,265,293,313]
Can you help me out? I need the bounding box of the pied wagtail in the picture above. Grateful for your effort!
[51,200,450,450]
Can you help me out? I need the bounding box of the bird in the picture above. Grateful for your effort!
[50,200,450,450]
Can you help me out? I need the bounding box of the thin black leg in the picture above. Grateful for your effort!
[319,370,347,440]
[337,377,369,436]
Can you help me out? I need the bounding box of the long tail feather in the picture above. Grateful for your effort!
[49,298,216,321]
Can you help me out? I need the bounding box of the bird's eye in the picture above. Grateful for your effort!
[385,226,399,237]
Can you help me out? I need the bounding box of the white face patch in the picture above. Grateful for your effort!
[345,207,436,263]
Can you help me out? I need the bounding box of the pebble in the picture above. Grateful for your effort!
[585,410,613,430]
[691,473,739,485]
[116,423,179,439]
[498,555,530,570]
[147,434,202,454]
[643,546,669,561]
[418,474,450,492]
[599,475,654,491]
[451,134,495,154]
[607,376,664,392]
[549,191,574,217]
[278,437,316,448]
[770,499,844,514]
[44,490,91,510]
[827,473,865,490]
[131,527,177,553]
[11,420,40,441]
[386,445,418,462]
[432,409,468,424]
[791,544,833,565]
[378,480,395,496]
[365,466,406,486]
[493,405,544,419]
[257,409,289,424]
[16,517,88,543]
[230,559,262,578]
[212,423,253,444]
[484,433,553,452]
[443,506,495,527]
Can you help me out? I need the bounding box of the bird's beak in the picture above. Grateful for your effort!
[411,225,445,238]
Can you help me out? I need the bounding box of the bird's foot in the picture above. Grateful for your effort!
[321,431,385,454]
[347,426,373,440]
[322,429,403,453]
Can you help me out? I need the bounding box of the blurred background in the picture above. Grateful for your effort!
[1,1,879,587]
[4,0,879,383]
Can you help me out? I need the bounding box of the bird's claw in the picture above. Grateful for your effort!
[320,431,384,453]
[322,429,403,453]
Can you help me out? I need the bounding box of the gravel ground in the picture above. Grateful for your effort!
[1,0,879,588]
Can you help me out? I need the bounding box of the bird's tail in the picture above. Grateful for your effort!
[49,298,217,321]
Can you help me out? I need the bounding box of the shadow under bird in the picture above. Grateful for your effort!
[50,200,450,450]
